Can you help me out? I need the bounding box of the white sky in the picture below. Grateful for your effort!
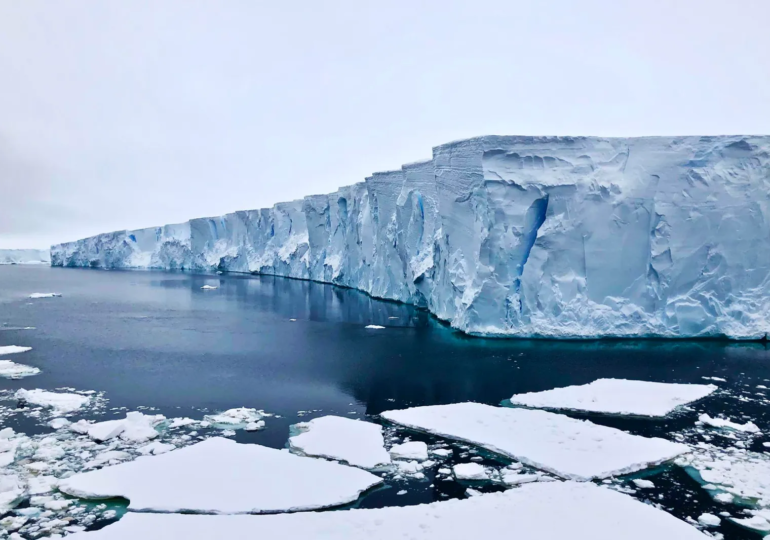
[1,0,768,249]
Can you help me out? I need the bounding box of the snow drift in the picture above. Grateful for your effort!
[51,135,770,338]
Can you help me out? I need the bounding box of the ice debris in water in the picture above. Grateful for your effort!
[203,407,271,429]
[28,293,62,299]
[381,403,689,480]
[289,415,391,469]
[364,325,385,329]
[15,389,90,414]
[63,482,708,540]
[389,441,428,461]
[0,345,32,356]
[697,513,721,527]
[453,463,487,481]
[509,379,717,417]
[59,437,382,514]
[200,285,217,290]
[0,360,40,379]
[75,412,165,443]
[632,479,655,489]
[697,414,761,434]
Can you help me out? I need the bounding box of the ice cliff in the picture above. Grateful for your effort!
[51,136,770,339]
[0,249,50,265]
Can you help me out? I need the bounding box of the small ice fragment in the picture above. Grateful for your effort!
[501,471,540,486]
[730,515,770,532]
[465,488,482,497]
[245,421,265,431]
[698,414,761,433]
[200,285,217,290]
[204,407,269,429]
[390,441,428,461]
[396,490,407,496]
[453,463,487,481]
[632,479,655,489]
[137,442,175,456]
[0,360,40,379]
[0,346,32,356]
[28,293,62,299]
[365,325,385,329]
[169,418,198,428]
[714,493,734,504]
[15,389,90,414]
[430,448,452,458]
[48,418,70,430]
[697,513,721,527]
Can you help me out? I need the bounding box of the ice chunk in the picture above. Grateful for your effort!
[0,474,25,512]
[453,463,487,481]
[87,420,125,442]
[28,293,62,299]
[632,479,655,489]
[731,515,770,532]
[48,418,70,430]
[137,442,175,456]
[85,412,163,443]
[697,513,720,527]
[0,346,32,356]
[289,416,391,469]
[430,448,452,458]
[509,379,716,417]
[0,360,40,379]
[365,325,385,329]
[245,421,265,431]
[168,417,198,428]
[63,482,707,540]
[698,414,761,433]
[501,471,540,485]
[15,389,90,414]
[381,403,688,480]
[59,437,382,513]
[85,450,132,469]
[389,441,428,461]
[200,285,217,290]
[203,408,269,429]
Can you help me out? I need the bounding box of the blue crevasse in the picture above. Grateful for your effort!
[50,135,770,339]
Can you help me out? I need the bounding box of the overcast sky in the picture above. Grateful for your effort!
[1,0,768,249]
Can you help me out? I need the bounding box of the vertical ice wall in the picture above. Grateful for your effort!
[51,135,770,338]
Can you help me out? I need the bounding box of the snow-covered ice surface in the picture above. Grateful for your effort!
[509,379,717,417]
[698,413,761,433]
[59,438,382,514]
[0,360,40,379]
[289,415,391,469]
[0,345,32,356]
[389,441,428,461]
[15,389,90,414]
[51,135,770,339]
[381,403,689,480]
[64,482,707,540]
[0,249,50,265]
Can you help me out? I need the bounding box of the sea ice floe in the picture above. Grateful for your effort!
[28,293,62,299]
[697,414,761,434]
[200,285,217,290]
[381,403,689,480]
[203,407,271,429]
[168,417,198,428]
[137,442,175,456]
[364,325,385,329]
[453,463,487,481]
[697,513,721,527]
[0,360,40,379]
[389,441,428,461]
[0,346,32,356]
[15,389,90,414]
[83,412,164,443]
[63,481,708,540]
[632,479,655,489]
[289,416,391,469]
[59,437,382,513]
[509,379,716,417]
[500,471,540,486]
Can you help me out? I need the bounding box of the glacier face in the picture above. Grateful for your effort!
[0,249,51,265]
[51,135,770,339]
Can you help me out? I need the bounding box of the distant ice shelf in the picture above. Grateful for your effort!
[51,135,770,339]
[0,249,50,265]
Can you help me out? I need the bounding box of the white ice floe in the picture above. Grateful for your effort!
[453,463,487,481]
[63,481,707,540]
[59,437,382,514]
[0,474,25,513]
[697,513,721,527]
[698,414,761,434]
[137,442,175,456]
[389,441,428,461]
[15,389,90,414]
[0,360,40,379]
[0,346,32,356]
[85,413,164,443]
[501,471,540,486]
[289,416,391,469]
[203,407,270,429]
[200,285,217,290]
[731,515,770,533]
[509,379,716,417]
[28,293,62,299]
[365,325,385,329]
[381,403,688,480]
[168,418,198,428]
[632,479,655,489]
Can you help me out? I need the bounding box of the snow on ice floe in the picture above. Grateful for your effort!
[59,437,382,514]
[381,403,689,480]
[289,415,391,469]
[697,413,761,433]
[64,481,707,540]
[509,379,717,417]
[15,389,90,414]
[0,360,40,379]
[28,293,62,299]
[389,441,428,461]
[0,345,32,356]
[203,407,270,430]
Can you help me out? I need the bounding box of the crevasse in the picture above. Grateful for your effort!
[51,135,770,338]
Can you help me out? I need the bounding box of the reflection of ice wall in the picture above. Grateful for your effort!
[51,135,770,339]
[0,249,50,265]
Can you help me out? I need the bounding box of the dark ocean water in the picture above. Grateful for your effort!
[1,265,769,538]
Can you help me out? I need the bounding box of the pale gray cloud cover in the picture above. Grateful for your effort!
[1,0,768,248]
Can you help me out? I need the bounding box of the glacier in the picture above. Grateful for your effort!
[0,249,50,265]
[51,135,770,339]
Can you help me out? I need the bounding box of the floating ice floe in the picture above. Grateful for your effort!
[632,479,655,489]
[28,293,62,299]
[0,345,32,356]
[0,360,40,379]
[453,463,487,481]
[78,412,165,443]
[168,417,198,428]
[697,513,721,527]
[15,389,90,414]
[365,325,385,329]
[59,437,382,513]
[203,407,270,430]
[289,416,391,469]
[509,379,716,417]
[698,414,761,434]
[381,403,689,481]
[64,481,707,540]
[389,441,428,461]
[200,285,217,290]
